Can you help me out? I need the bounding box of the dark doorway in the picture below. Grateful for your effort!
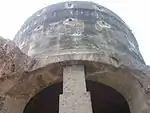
[24,80,130,113]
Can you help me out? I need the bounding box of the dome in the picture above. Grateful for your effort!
[14,1,145,65]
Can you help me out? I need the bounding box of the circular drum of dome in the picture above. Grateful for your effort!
[14,1,145,66]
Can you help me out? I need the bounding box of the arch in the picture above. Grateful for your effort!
[23,80,130,113]
[85,64,148,113]
[2,62,149,113]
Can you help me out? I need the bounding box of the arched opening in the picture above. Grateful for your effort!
[24,80,130,113]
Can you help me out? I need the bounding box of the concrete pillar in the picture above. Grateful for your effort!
[59,65,93,113]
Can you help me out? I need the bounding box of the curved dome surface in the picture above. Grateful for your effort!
[14,1,145,65]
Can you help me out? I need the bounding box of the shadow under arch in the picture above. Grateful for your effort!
[23,80,130,113]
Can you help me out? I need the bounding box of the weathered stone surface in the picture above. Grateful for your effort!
[13,1,145,72]
[0,37,35,78]
[0,1,150,113]
[0,62,149,113]
[0,64,62,113]
[0,36,36,113]
[59,65,93,113]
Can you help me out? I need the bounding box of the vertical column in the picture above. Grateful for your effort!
[59,65,93,113]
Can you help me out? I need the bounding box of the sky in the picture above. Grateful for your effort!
[0,0,150,65]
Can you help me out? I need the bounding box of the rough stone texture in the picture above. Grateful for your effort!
[59,92,92,113]
[62,65,87,93]
[0,36,36,113]
[0,61,150,113]
[0,64,62,113]
[14,1,145,70]
[59,65,93,113]
[0,37,35,78]
[0,1,149,113]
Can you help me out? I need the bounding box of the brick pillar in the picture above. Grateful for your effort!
[59,65,93,113]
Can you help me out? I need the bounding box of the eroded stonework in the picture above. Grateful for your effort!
[0,37,35,78]
[59,66,93,113]
[0,1,150,113]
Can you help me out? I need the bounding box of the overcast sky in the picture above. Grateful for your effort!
[0,0,149,65]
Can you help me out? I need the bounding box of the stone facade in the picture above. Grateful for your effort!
[0,37,35,77]
[0,1,150,113]
[59,65,93,113]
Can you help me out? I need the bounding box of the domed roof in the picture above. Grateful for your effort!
[14,1,125,44]
[13,1,145,64]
